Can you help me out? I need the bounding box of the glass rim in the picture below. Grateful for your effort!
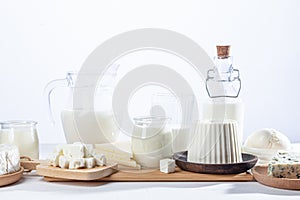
[0,120,37,128]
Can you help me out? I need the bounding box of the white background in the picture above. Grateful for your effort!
[0,0,300,144]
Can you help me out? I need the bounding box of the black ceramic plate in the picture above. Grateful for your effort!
[173,151,258,174]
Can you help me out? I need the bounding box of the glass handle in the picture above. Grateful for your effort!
[44,78,68,125]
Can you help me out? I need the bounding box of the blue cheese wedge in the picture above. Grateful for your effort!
[268,151,300,179]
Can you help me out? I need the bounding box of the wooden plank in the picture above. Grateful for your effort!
[43,167,253,182]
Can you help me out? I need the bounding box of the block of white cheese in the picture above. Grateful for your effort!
[49,143,106,170]
[268,151,300,179]
[94,141,141,169]
[160,159,175,173]
[0,144,20,175]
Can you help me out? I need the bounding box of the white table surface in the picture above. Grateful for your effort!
[1,144,300,200]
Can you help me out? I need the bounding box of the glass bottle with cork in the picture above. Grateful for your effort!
[203,45,244,144]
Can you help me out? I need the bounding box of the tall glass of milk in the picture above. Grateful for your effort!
[131,116,172,169]
[0,120,39,159]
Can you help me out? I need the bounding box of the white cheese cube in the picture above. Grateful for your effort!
[58,156,70,169]
[62,143,85,158]
[69,158,85,169]
[160,159,175,173]
[85,157,96,169]
[49,151,63,167]
[93,153,106,166]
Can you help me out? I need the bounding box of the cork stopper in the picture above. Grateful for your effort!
[216,45,230,58]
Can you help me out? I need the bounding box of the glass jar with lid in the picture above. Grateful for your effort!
[0,120,39,159]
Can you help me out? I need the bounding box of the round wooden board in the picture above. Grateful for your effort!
[252,166,300,190]
[0,167,23,187]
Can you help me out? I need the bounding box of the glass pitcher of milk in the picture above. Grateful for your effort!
[204,45,244,143]
[45,64,120,144]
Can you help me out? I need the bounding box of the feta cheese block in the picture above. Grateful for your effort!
[0,144,20,175]
[160,159,175,173]
[268,151,300,179]
[49,142,106,170]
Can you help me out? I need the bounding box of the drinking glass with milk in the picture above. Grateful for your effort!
[131,116,173,169]
[151,93,196,153]
[45,64,120,144]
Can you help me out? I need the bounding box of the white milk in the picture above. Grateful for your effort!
[171,126,191,153]
[203,100,244,143]
[61,109,119,144]
[0,129,39,159]
[132,126,173,169]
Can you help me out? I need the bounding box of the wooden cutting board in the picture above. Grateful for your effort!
[43,166,254,182]
[37,164,118,181]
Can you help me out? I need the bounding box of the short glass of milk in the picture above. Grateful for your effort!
[0,120,39,159]
[131,116,172,169]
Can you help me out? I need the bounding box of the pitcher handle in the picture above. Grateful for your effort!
[44,78,68,125]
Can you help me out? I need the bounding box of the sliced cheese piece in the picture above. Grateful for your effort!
[94,141,140,169]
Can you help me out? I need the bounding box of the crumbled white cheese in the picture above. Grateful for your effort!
[49,143,106,170]
[0,144,20,175]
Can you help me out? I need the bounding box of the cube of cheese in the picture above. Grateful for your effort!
[62,144,85,158]
[268,151,300,179]
[160,159,175,173]
[69,158,85,169]
[93,153,106,166]
[85,157,96,169]
[58,156,70,169]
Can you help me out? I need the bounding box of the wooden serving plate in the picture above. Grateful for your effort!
[252,166,300,190]
[42,166,254,182]
[174,151,258,174]
[36,163,118,181]
[0,167,24,187]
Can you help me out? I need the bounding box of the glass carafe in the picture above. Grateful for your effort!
[44,64,120,144]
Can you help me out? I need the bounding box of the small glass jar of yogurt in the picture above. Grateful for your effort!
[0,120,39,159]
